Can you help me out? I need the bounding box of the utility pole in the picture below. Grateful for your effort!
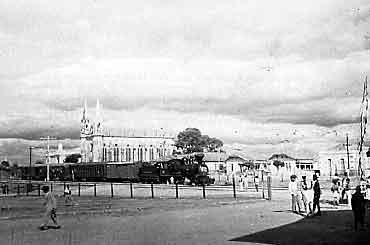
[29,146,33,187]
[40,136,56,181]
[346,134,350,175]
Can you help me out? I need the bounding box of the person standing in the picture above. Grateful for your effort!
[312,174,321,216]
[344,178,352,208]
[40,186,60,230]
[300,176,313,215]
[331,181,340,206]
[289,175,301,214]
[64,184,73,205]
[239,175,244,191]
[351,185,366,231]
[243,173,248,190]
[254,175,260,192]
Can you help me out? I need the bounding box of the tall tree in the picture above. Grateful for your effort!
[175,128,223,153]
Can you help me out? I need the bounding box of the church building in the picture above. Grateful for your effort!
[80,99,175,163]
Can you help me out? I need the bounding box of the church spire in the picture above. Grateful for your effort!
[95,98,102,122]
[94,98,103,135]
[82,98,88,121]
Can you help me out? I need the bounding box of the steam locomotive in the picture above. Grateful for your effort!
[17,153,215,185]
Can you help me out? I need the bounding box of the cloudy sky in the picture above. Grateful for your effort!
[1,0,370,161]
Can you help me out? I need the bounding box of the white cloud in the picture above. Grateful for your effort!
[0,0,369,159]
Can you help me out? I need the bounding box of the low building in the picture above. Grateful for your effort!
[267,153,315,178]
[202,152,228,173]
[254,159,269,171]
[225,153,252,175]
[318,145,370,177]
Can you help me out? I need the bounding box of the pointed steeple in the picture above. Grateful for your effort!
[82,98,88,121]
[95,98,102,122]
[94,98,103,135]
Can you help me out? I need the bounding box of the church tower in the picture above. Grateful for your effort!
[92,98,104,162]
[80,99,93,163]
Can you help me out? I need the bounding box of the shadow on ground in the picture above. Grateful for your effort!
[230,210,370,245]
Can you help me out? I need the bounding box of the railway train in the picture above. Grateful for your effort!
[17,153,215,185]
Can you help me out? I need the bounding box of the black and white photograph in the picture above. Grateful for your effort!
[0,0,370,244]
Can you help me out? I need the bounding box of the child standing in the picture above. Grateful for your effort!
[40,186,60,230]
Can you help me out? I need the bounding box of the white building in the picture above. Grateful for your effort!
[202,152,228,173]
[80,99,175,163]
[267,153,315,178]
[318,146,370,177]
[225,154,252,175]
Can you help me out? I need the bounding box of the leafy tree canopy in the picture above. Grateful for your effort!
[175,128,223,154]
[1,161,10,167]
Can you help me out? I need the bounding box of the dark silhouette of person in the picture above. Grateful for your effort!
[312,174,321,216]
[351,185,366,231]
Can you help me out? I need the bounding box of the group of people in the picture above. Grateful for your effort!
[288,174,321,217]
[330,174,370,231]
[238,174,260,192]
[289,172,370,231]
[330,174,370,207]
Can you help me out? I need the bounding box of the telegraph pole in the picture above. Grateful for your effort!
[29,146,33,185]
[346,134,350,175]
[40,136,56,181]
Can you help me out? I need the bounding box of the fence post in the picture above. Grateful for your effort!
[175,183,179,199]
[26,183,29,196]
[232,176,236,199]
[78,183,81,197]
[202,184,206,199]
[94,183,96,197]
[50,183,53,193]
[111,183,114,198]
[267,175,272,200]
[63,182,66,196]
[38,184,41,196]
[130,182,133,199]
[17,184,20,196]
[151,183,154,199]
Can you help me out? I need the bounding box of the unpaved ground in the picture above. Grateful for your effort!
[0,190,369,245]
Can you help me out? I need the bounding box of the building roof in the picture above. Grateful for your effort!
[202,152,228,162]
[268,153,295,161]
[226,153,252,162]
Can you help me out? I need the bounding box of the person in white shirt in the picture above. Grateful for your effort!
[64,184,73,205]
[40,186,60,230]
[288,175,301,213]
[300,176,313,216]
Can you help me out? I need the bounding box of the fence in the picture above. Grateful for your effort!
[0,177,272,200]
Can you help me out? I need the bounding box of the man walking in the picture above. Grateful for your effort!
[312,174,321,216]
[40,186,61,230]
